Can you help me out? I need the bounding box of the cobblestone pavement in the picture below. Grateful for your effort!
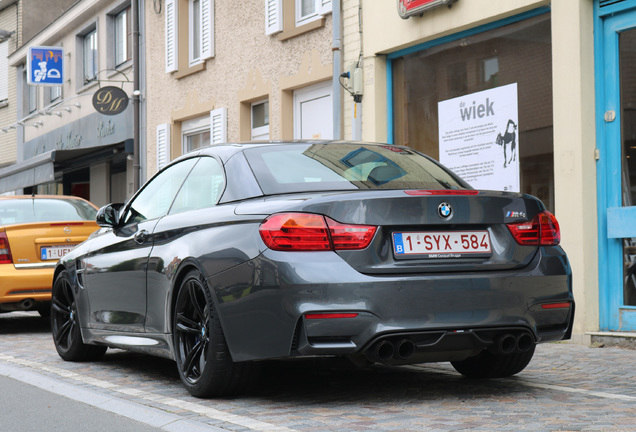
[1,312,635,432]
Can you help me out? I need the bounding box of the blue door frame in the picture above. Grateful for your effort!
[595,1,636,331]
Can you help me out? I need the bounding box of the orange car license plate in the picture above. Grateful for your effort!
[393,231,491,257]
[41,245,76,260]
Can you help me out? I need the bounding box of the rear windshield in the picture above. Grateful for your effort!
[243,143,468,195]
[0,198,97,225]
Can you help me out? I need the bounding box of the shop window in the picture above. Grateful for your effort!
[82,28,98,84]
[114,6,132,67]
[391,14,554,211]
[251,100,270,140]
[447,62,467,98]
[480,56,499,87]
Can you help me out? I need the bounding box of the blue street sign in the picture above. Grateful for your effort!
[27,46,64,86]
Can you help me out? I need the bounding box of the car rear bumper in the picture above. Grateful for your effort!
[0,263,55,306]
[212,246,573,363]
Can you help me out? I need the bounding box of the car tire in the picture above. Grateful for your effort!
[173,269,253,398]
[51,270,107,361]
[36,301,51,318]
[450,344,535,379]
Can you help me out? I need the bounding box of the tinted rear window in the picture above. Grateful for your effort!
[243,143,468,195]
[0,198,97,225]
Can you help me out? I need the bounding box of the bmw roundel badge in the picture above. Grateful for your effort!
[438,202,452,219]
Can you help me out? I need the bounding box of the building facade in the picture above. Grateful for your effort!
[144,0,335,175]
[0,0,137,207]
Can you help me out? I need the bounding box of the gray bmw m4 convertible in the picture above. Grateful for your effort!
[51,141,574,397]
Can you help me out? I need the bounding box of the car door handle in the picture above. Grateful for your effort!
[134,229,149,244]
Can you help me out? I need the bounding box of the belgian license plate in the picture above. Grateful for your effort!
[41,245,76,260]
[392,231,491,257]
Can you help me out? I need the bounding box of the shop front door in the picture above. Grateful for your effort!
[598,5,636,331]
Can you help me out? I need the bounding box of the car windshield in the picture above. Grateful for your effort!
[243,143,468,195]
[0,198,97,225]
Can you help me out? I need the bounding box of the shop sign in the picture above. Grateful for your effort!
[397,0,458,19]
[92,86,129,116]
[27,46,64,85]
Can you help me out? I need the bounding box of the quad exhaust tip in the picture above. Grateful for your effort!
[367,331,535,363]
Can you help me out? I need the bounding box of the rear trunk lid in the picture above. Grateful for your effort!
[236,189,546,274]
[4,221,98,267]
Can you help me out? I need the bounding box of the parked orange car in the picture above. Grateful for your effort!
[0,195,99,316]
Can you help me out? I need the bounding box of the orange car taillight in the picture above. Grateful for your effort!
[506,210,561,246]
[259,213,377,251]
[0,232,13,264]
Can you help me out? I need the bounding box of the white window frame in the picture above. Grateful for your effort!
[189,0,214,66]
[83,28,98,84]
[266,0,330,35]
[49,85,62,103]
[295,0,331,26]
[114,6,131,67]
[182,115,211,153]
[251,100,269,140]
[28,82,37,114]
[293,81,332,139]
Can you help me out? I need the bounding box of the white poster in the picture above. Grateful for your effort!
[438,83,519,192]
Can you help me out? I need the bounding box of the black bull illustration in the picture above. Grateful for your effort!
[496,120,517,168]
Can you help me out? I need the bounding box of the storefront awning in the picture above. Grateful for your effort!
[0,151,56,194]
[0,144,123,194]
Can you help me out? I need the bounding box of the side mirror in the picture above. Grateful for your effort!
[96,203,125,228]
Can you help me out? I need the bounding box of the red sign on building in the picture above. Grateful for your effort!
[397,0,458,19]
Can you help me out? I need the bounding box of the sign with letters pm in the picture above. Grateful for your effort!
[27,46,64,86]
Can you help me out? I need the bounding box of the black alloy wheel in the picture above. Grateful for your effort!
[173,269,253,397]
[51,270,106,361]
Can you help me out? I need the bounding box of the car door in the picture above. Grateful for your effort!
[81,158,198,332]
[143,156,227,334]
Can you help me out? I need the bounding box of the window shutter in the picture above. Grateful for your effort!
[265,0,282,36]
[157,123,170,170]
[201,0,214,59]
[165,0,178,73]
[319,0,332,15]
[210,107,227,144]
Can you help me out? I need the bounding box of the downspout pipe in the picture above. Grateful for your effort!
[133,0,141,192]
[332,0,342,140]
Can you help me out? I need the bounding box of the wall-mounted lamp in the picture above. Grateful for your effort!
[63,107,72,113]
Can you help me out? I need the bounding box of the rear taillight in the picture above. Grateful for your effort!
[259,213,377,251]
[506,210,561,246]
[0,231,13,264]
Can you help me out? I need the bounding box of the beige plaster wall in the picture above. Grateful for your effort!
[144,0,334,176]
